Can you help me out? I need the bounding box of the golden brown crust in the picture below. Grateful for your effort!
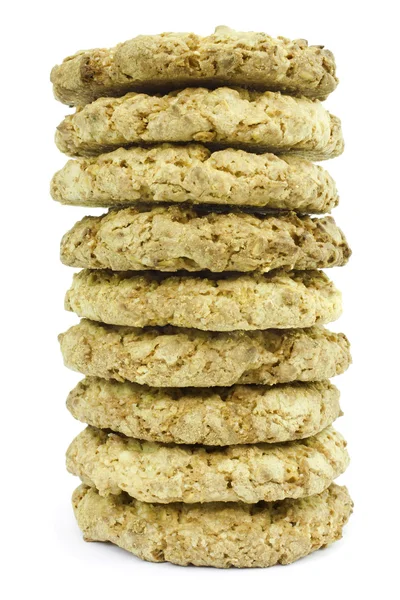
[67,378,341,445]
[51,27,338,106]
[58,319,351,387]
[67,426,349,503]
[60,207,350,272]
[51,145,339,212]
[55,88,343,159]
[65,270,342,331]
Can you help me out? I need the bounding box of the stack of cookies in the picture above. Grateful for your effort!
[51,26,353,568]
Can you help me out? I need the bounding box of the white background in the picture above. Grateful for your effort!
[1,1,399,598]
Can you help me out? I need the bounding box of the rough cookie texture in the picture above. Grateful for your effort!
[61,207,350,272]
[73,483,352,567]
[67,378,341,445]
[59,320,351,387]
[51,26,338,106]
[65,270,342,331]
[55,88,343,160]
[67,426,349,503]
[51,145,339,212]
[73,482,352,567]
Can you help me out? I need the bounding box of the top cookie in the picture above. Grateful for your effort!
[50,26,338,106]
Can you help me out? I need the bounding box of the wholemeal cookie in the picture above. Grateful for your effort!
[65,270,342,331]
[51,145,339,212]
[51,26,338,107]
[55,88,343,159]
[67,378,341,445]
[73,482,352,568]
[59,319,351,387]
[67,426,349,503]
[60,208,350,273]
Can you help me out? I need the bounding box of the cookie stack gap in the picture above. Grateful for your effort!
[52,26,352,568]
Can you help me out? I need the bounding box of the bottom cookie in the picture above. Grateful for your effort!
[72,483,352,568]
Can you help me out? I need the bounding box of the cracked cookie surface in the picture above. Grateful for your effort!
[73,483,352,567]
[61,207,350,272]
[65,270,342,331]
[59,320,351,387]
[67,426,349,503]
[67,378,341,445]
[51,26,338,106]
[55,87,343,159]
[52,145,338,211]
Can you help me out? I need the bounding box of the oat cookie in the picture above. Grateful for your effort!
[67,378,341,445]
[51,26,338,106]
[59,319,351,387]
[61,207,350,273]
[55,88,343,159]
[67,426,349,503]
[73,483,352,567]
[65,270,342,331]
[51,145,338,212]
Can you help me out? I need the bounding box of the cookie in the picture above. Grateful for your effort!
[67,425,349,503]
[60,208,350,273]
[65,270,342,331]
[67,378,341,445]
[55,87,343,159]
[73,482,352,567]
[51,145,338,211]
[59,320,351,387]
[51,26,338,106]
